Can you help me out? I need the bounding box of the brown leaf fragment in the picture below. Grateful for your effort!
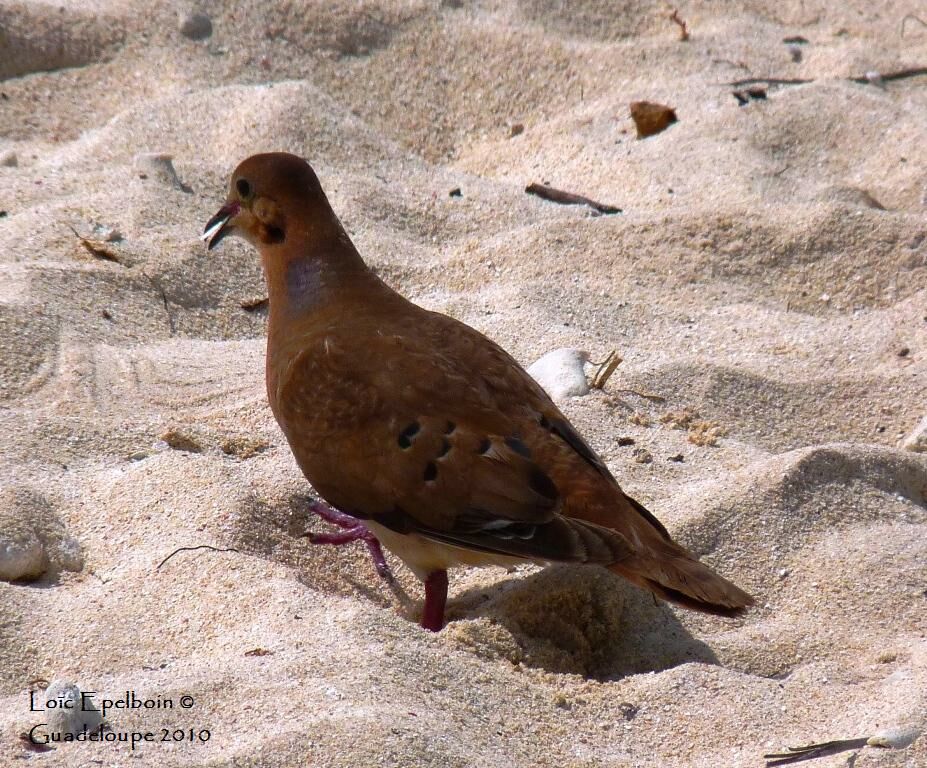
[67,224,124,264]
[629,101,678,138]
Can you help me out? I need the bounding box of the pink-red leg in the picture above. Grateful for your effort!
[305,501,394,584]
[421,570,448,632]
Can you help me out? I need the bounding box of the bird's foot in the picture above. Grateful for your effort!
[305,501,394,584]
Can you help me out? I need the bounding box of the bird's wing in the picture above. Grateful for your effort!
[273,312,634,566]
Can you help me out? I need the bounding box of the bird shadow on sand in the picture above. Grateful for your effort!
[231,493,721,680]
[442,564,720,680]
[231,492,418,609]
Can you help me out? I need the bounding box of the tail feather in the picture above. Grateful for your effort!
[610,554,754,617]
[590,488,755,617]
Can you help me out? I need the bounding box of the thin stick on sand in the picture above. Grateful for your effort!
[525,183,622,214]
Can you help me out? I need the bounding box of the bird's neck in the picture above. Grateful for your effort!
[263,225,376,315]
[261,230,396,396]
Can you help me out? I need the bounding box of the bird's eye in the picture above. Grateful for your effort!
[236,178,252,198]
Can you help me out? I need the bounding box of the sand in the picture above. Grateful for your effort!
[1,1,925,766]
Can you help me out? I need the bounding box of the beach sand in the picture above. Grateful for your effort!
[0,1,925,765]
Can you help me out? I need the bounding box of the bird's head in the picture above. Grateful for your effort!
[202,152,328,252]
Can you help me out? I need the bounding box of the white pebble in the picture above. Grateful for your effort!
[900,415,927,453]
[527,349,590,400]
[867,725,920,749]
[0,534,45,581]
[42,680,104,736]
[0,487,83,581]
[93,224,123,242]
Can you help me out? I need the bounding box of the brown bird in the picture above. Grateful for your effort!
[203,152,753,631]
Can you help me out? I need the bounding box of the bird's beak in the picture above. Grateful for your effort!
[201,201,241,251]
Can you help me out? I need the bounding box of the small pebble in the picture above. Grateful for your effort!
[787,45,802,62]
[900,415,927,453]
[616,436,635,447]
[0,487,82,581]
[41,681,103,736]
[0,150,17,167]
[527,349,590,400]
[0,528,45,581]
[449,187,462,198]
[179,11,213,40]
[633,448,653,464]
[509,123,524,137]
[93,224,122,242]
[668,453,684,462]
[867,725,920,749]
[897,346,910,357]
[865,71,885,88]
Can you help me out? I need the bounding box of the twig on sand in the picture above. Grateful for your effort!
[668,8,689,41]
[590,350,622,389]
[724,67,927,89]
[764,737,870,765]
[724,77,813,87]
[848,66,927,84]
[157,545,242,569]
[615,388,666,402]
[525,183,622,214]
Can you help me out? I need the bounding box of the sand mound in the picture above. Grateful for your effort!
[0,1,127,80]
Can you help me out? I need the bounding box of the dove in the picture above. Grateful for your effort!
[203,152,753,631]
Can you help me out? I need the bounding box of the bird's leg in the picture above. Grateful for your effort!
[305,500,393,584]
[421,570,449,632]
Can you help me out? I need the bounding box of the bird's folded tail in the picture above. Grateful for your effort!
[609,545,754,618]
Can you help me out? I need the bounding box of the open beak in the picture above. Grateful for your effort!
[201,201,241,251]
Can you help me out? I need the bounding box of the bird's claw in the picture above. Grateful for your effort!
[304,501,396,585]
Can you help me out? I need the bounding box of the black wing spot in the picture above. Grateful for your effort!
[398,421,421,449]
[444,421,456,435]
[504,436,531,458]
[424,461,438,482]
[437,438,451,458]
[477,437,492,455]
[527,467,558,501]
